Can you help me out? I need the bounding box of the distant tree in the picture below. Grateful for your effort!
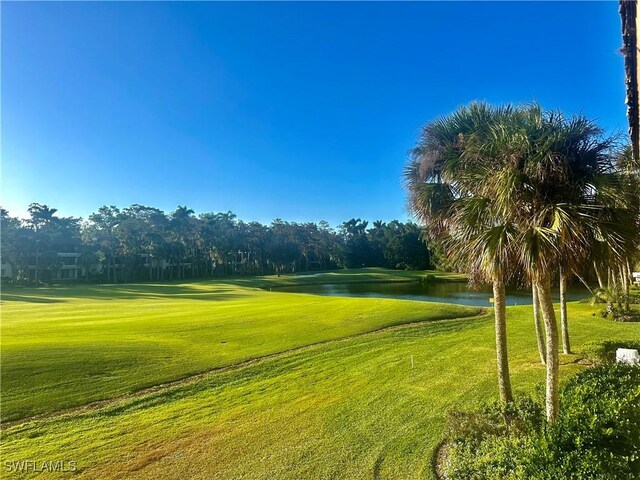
[84,206,122,283]
[0,208,28,279]
[383,221,430,270]
[6,203,433,283]
[340,219,374,268]
[170,206,197,279]
[26,203,59,284]
[117,205,168,282]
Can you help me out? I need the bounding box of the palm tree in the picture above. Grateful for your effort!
[171,206,197,278]
[405,102,520,404]
[447,103,569,417]
[410,103,634,422]
[445,199,519,404]
[496,109,627,421]
[27,203,58,285]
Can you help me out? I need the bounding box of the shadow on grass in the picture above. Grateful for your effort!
[0,269,467,303]
[0,294,65,303]
[0,283,251,303]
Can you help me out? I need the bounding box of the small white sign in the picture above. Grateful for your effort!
[616,348,640,365]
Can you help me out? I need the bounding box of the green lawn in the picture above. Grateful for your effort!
[1,269,638,479]
[226,267,467,288]
[0,269,472,423]
[3,302,638,479]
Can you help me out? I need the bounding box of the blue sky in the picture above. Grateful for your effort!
[1,1,627,226]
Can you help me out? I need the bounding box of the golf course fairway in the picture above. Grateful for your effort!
[2,269,638,479]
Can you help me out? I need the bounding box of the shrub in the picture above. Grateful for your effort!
[442,364,640,479]
[590,287,640,320]
[581,340,640,364]
[446,397,543,445]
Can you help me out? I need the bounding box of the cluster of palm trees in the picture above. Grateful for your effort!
[405,102,640,422]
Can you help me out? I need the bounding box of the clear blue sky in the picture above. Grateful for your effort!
[1,1,627,226]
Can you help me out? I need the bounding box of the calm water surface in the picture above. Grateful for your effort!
[274,281,591,307]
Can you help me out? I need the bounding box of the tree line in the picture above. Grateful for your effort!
[406,102,640,424]
[0,205,432,284]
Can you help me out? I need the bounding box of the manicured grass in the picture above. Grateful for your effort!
[2,302,638,479]
[227,267,467,289]
[0,269,475,423]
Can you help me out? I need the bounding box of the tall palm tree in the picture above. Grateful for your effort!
[27,203,58,285]
[407,103,637,422]
[171,206,197,278]
[405,102,520,404]
[559,268,571,354]
[496,110,626,421]
[450,104,569,417]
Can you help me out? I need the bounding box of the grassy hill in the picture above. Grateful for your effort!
[0,269,471,423]
[1,269,638,479]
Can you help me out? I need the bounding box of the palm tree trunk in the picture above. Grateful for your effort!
[559,268,571,354]
[492,273,513,403]
[535,275,559,423]
[624,260,631,312]
[613,271,623,310]
[532,285,546,364]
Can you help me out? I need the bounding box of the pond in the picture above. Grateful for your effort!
[273,281,592,307]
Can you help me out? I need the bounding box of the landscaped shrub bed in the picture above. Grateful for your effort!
[442,364,640,479]
[581,339,640,364]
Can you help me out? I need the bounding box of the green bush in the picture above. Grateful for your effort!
[581,340,640,364]
[443,364,640,479]
[446,397,543,445]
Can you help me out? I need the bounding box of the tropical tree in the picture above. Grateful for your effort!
[340,219,374,268]
[26,203,59,284]
[0,209,28,280]
[473,106,632,421]
[170,206,197,279]
[406,102,637,423]
[382,221,430,270]
[405,102,520,404]
[5,202,432,282]
[84,206,122,283]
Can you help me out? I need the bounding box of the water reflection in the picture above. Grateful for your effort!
[274,281,591,307]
